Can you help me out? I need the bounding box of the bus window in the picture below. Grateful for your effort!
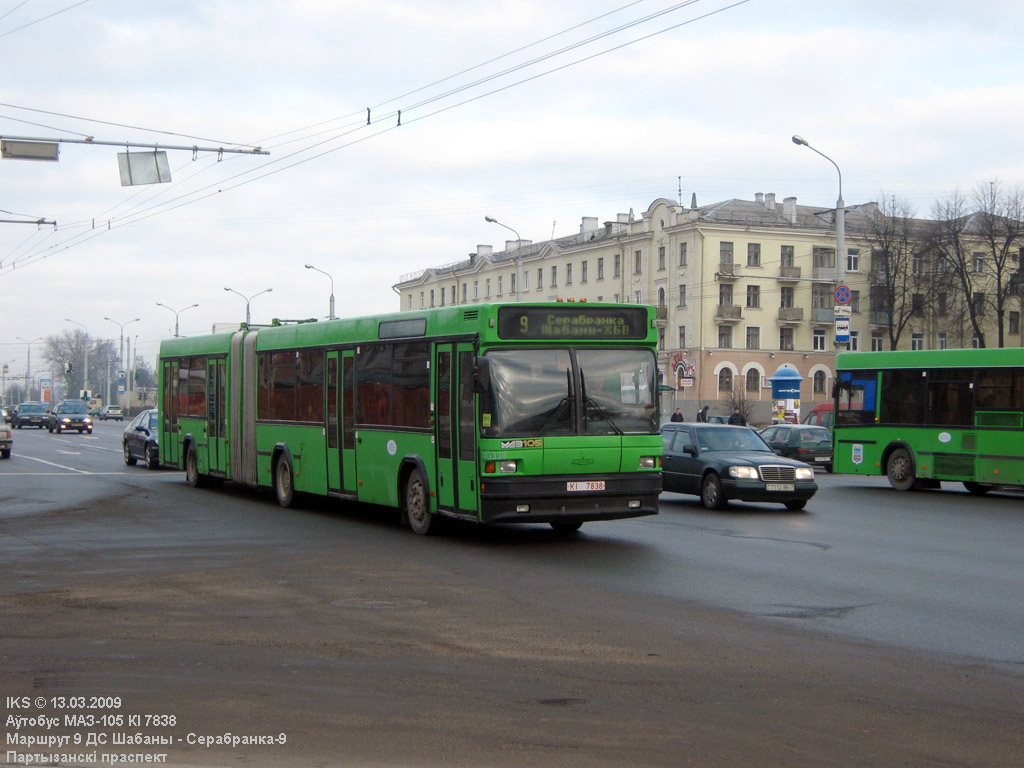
[835,371,875,425]
[880,369,926,425]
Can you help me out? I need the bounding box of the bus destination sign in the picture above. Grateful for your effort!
[497,306,649,340]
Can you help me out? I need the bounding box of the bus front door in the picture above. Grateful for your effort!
[435,345,455,511]
[455,346,478,518]
[162,360,180,468]
[434,344,480,518]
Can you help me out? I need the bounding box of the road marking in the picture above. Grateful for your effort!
[15,455,93,474]
[55,450,83,456]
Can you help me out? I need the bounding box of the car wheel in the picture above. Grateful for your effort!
[146,445,160,470]
[701,473,727,510]
[785,499,807,511]
[405,468,434,534]
[1,449,10,459]
[274,455,295,508]
[123,442,137,466]
[886,448,916,491]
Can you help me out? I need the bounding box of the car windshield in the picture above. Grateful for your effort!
[798,427,831,445]
[697,426,772,453]
[480,347,659,437]
[58,402,88,413]
[21,404,47,414]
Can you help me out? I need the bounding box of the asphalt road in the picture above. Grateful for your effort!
[1,423,1022,767]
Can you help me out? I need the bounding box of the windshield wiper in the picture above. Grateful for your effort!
[536,369,574,436]
[580,370,622,435]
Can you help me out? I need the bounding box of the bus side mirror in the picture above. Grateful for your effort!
[473,356,491,394]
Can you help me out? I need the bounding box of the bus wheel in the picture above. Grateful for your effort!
[701,473,727,510]
[185,445,202,487]
[963,482,993,495]
[405,468,434,535]
[886,448,915,491]
[275,456,295,508]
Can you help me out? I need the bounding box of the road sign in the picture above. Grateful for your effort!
[834,305,852,316]
[835,284,851,305]
[835,317,851,343]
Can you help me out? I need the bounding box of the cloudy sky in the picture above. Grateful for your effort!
[1,0,1022,377]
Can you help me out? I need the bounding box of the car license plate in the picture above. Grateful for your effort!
[567,481,605,492]
[815,456,829,462]
[766,483,795,492]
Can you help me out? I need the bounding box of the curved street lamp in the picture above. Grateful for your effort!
[15,336,42,401]
[224,287,272,326]
[156,302,199,338]
[485,215,524,301]
[304,264,336,320]
[792,134,845,282]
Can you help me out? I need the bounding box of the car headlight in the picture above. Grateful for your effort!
[795,467,815,480]
[728,465,759,479]
[61,417,71,423]
[83,417,92,423]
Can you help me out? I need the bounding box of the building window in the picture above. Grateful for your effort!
[440,287,445,306]
[747,243,761,267]
[938,332,948,349]
[937,293,947,316]
[537,269,543,291]
[658,328,665,350]
[746,369,760,392]
[1011,311,1021,335]
[719,284,733,306]
[851,290,860,313]
[720,242,734,265]
[634,250,642,274]
[634,290,642,304]
[550,266,557,288]
[813,246,835,269]
[658,287,666,308]
[679,243,688,267]
[407,294,413,310]
[614,254,621,277]
[565,264,572,285]
[780,287,794,308]
[658,246,666,271]
[746,326,760,350]
[812,285,831,308]
[780,327,794,351]
[912,294,924,316]
[678,284,686,307]
[581,260,588,283]
[912,332,925,350]
[973,291,985,316]
[746,285,760,308]
[813,329,827,351]
[508,274,514,296]
[718,325,732,349]
[912,254,925,276]
[781,245,794,268]
[678,326,686,348]
[871,334,884,351]
[597,257,604,280]
[485,279,491,298]
[847,248,860,272]
[430,289,435,308]
[850,330,860,351]
[718,368,733,393]
[499,276,505,296]
[461,283,467,303]
[813,370,826,393]
[973,252,986,273]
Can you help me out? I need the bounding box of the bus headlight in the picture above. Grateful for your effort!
[795,467,815,480]
[638,456,657,469]
[728,465,759,479]
[485,459,519,474]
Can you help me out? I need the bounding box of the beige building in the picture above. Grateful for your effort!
[394,193,1018,423]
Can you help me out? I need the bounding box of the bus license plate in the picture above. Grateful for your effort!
[766,483,795,492]
[567,481,605,492]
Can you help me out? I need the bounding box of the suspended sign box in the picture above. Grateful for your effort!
[1,139,60,161]
[117,150,171,186]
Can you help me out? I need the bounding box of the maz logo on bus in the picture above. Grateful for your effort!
[500,439,544,449]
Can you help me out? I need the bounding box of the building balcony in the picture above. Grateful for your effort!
[655,305,668,327]
[715,305,742,323]
[776,266,801,281]
[716,263,738,280]
[810,307,834,324]
[777,307,804,324]
[870,310,892,326]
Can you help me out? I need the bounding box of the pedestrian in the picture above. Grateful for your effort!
[727,407,746,426]
[670,408,684,422]
[698,405,709,422]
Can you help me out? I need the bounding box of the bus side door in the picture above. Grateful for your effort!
[207,358,227,473]
[341,350,357,494]
[326,349,358,496]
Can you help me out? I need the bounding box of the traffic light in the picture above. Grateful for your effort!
[65,362,74,374]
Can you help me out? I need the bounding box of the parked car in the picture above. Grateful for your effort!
[661,423,818,510]
[1,406,8,424]
[47,400,94,434]
[123,408,160,469]
[760,424,833,471]
[0,420,11,458]
[100,405,124,421]
[12,402,48,429]
[801,402,834,429]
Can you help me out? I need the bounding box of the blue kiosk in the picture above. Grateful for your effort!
[767,364,804,424]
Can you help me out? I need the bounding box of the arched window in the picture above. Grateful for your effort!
[718,368,733,393]
[813,370,826,394]
[658,287,666,307]
[746,369,760,392]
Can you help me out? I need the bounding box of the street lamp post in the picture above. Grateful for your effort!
[104,317,140,403]
[64,318,89,396]
[485,216,524,301]
[304,264,336,320]
[156,302,199,337]
[792,135,845,283]
[15,336,42,401]
[224,287,273,326]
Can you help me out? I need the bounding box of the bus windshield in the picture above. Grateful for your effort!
[481,347,658,437]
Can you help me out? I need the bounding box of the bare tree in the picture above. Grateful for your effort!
[970,181,1024,347]
[43,331,116,399]
[861,194,928,349]
[928,190,989,346]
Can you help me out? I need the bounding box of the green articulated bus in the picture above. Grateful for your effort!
[159,302,662,533]
[833,347,1024,494]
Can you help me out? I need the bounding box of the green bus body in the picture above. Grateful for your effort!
[833,347,1024,493]
[158,303,662,532]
